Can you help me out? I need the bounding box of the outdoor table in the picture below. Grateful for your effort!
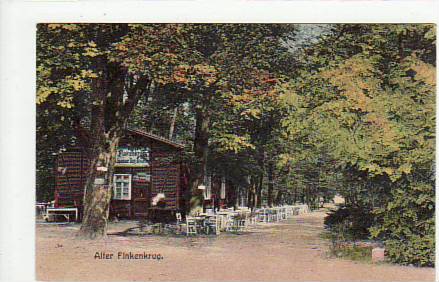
[147,207,176,224]
[45,207,78,222]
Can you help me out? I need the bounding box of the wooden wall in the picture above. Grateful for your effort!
[54,133,185,220]
[150,142,181,210]
[110,166,150,218]
[55,148,88,210]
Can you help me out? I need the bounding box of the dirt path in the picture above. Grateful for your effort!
[36,210,435,281]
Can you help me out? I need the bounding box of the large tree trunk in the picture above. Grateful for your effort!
[75,26,150,239]
[76,58,129,238]
[77,62,120,238]
[78,134,120,239]
[187,100,211,215]
[78,77,147,239]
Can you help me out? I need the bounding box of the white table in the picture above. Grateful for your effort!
[45,207,78,222]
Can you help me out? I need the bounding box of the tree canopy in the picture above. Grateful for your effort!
[37,24,435,265]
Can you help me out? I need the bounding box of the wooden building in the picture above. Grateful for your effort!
[54,128,188,221]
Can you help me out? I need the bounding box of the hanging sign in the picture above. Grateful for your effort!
[133,172,151,182]
[96,166,108,172]
[116,147,150,166]
[94,178,105,185]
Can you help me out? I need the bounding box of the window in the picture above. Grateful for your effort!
[113,174,132,200]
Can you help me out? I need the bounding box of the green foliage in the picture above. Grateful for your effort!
[370,181,435,266]
[37,24,435,261]
[324,205,374,241]
[278,24,435,266]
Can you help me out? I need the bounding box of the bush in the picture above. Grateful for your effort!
[324,205,374,241]
[370,182,435,267]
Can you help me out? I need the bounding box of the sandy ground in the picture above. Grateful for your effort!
[36,210,435,281]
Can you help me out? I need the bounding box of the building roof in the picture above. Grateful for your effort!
[126,128,185,149]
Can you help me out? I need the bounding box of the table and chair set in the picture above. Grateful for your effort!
[253,204,310,223]
[178,204,310,236]
[36,201,310,237]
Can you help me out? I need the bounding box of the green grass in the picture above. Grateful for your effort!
[330,244,373,263]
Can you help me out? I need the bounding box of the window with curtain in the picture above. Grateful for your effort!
[113,174,132,200]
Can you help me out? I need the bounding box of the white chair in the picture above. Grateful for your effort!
[258,209,269,223]
[176,212,186,233]
[237,215,247,232]
[225,214,234,231]
[267,209,274,222]
[247,212,256,225]
[205,215,220,235]
[281,207,286,220]
[186,216,198,236]
[218,213,230,231]
[286,206,293,218]
[226,213,246,232]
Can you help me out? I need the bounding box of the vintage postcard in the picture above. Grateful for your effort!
[0,1,437,282]
[33,23,435,281]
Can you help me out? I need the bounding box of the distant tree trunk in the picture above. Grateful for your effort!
[188,95,211,214]
[305,185,312,209]
[256,173,263,207]
[275,190,283,206]
[256,151,265,208]
[252,191,257,210]
[267,161,274,207]
[236,186,241,208]
[168,106,178,140]
[247,176,256,209]
[227,182,237,208]
[293,185,297,203]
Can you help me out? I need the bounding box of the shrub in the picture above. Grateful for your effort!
[324,205,374,241]
[370,182,435,267]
